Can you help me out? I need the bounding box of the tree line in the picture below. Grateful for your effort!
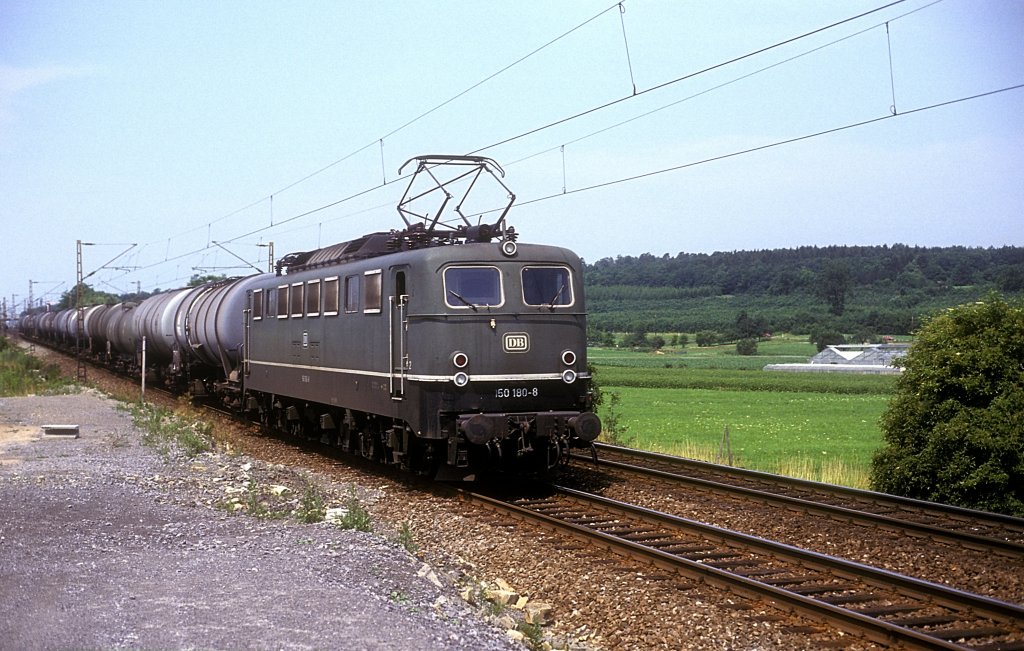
[584,244,1024,337]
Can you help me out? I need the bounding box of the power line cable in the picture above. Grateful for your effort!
[209,0,924,251]
[468,0,911,154]
[113,0,1000,293]
[504,0,944,168]
[510,83,1024,207]
[135,2,623,251]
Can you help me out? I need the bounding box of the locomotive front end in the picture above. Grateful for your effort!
[410,242,601,475]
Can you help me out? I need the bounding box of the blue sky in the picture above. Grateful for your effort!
[2,0,1022,313]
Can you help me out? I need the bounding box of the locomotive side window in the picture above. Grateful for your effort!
[323,277,339,316]
[444,266,503,308]
[306,279,321,317]
[252,289,263,321]
[364,269,382,314]
[522,266,574,307]
[277,285,289,319]
[290,282,304,317]
[344,275,359,313]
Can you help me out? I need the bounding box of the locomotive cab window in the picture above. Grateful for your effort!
[252,289,263,321]
[522,266,574,307]
[276,285,289,319]
[364,269,382,314]
[323,277,339,316]
[444,266,503,309]
[306,279,321,317]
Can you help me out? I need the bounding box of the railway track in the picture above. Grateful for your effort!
[468,484,1024,650]
[574,443,1024,559]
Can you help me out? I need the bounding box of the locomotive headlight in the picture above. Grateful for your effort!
[452,351,469,369]
[453,372,470,387]
[561,350,577,366]
[561,369,577,384]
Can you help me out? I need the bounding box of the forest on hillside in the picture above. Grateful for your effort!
[583,244,1024,340]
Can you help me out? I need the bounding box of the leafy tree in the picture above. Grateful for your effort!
[695,330,718,347]
[817,261,851,316]
[188,273,228,287]
[870,294,1024,515]
[668,333,689,348]
[810,328,846,352]
[997,265,1024,292]
[648,335,666,350]
[622,330,649,349]
[852,328,880,345]
[55,283,118,309]
[736,338,758,356]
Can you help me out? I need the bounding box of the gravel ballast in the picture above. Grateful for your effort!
[0,391,520,651]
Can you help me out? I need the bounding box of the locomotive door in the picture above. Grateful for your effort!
[242,289,255,378]
[389,268,409,399]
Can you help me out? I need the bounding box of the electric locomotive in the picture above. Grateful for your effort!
[241,156,601,478]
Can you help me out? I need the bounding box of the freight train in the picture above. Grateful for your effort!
[18,156,601,479]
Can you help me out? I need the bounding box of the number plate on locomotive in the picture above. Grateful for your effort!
[495,387,539,398]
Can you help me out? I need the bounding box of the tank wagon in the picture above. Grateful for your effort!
[20,156,601,478]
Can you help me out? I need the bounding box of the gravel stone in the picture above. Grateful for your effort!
[0,391,520,651]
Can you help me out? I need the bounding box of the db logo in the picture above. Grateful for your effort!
[503,332,530,353]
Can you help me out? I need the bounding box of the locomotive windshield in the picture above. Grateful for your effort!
[444,266,503,309]
[522,266,573,307]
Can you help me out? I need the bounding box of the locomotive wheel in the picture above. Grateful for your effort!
[359,432,375,460]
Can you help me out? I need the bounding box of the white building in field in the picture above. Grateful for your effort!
[764,343,909,374]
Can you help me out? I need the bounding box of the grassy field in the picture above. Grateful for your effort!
[590,335,896,488]
[590,334,818,370]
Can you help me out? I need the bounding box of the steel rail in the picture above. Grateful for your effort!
[465,485,1024,651]
[577,443,1024,557]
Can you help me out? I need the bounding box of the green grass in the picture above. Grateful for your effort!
[296,479,327,523]
[590,341,894,488]
[592,363,897,394]
[332,487,373,532]
[590,334,819,371]
[123,402,213,459]
[0,337,76,396]
[603,386,886,482]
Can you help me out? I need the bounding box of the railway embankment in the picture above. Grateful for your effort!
[0,390,521,650]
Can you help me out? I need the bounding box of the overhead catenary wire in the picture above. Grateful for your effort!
[503,0,944,169]
[131,2,624,253]
[512,83,1024,208]
[140,1,909,263]
[96,0,1015,295]
[213,0,931,248]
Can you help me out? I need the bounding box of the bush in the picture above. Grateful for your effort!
[870,294,1024,515]
[810,328,846,352]
[736,338,758,356]
[695,330,718,347]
